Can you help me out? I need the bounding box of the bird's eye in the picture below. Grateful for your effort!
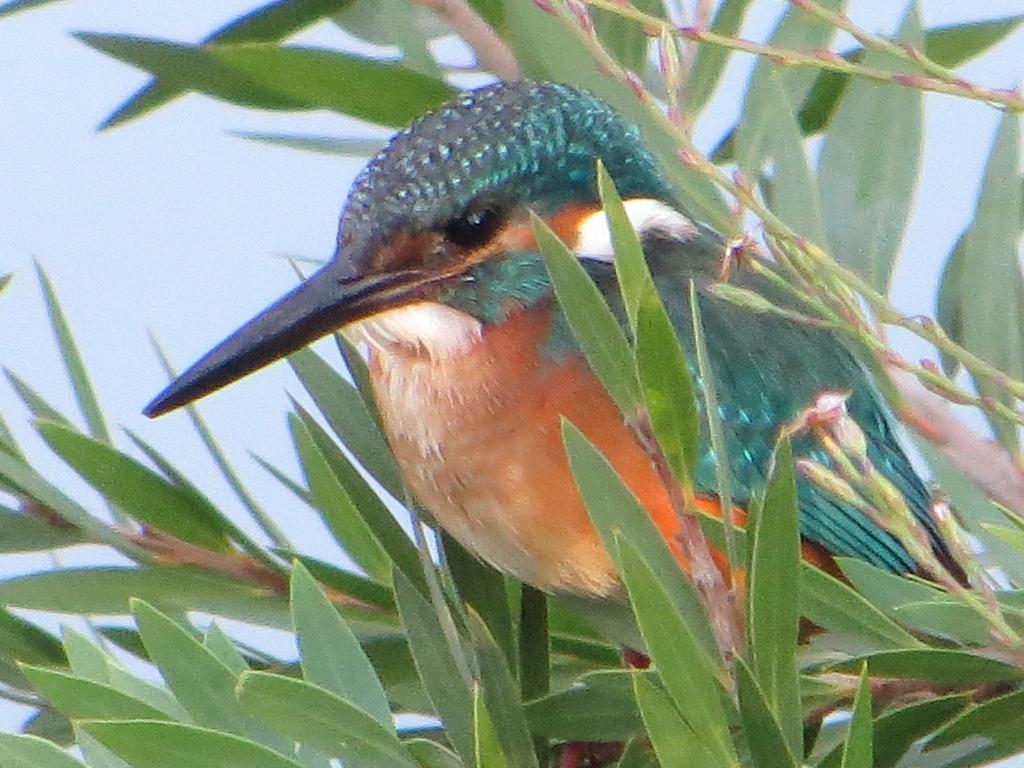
[443,206,504,249]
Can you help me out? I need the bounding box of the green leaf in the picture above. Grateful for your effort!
[289,348,403,495]
[927,688,1024,752]
[4,369,74,428]
[204,623,250,676]
[232,132,385,157]
[393,568,476,765]
[289,413,391,581]
[473,684,509,768]
[212,44,455,126]
[755,68,826,244]
[37,421,230,550]
[99,0,359,128]
[596,161,653,330]
[827,649,1021,685]
[734,658,798,768]
[82,720,303,768]
[635,281,700,486]
[0,732,86,768]
[561,422,720,658]
[132,600,273,744]
[841,665,873,768]
[925,15,1024,67]
[0,454,147,555]
[590,0,658,73]
[799,566,921,650]
[685,0,755,114]
[0,567,292,629]
[818,694,968,768]
[279,551,396,609]
[0,608,65,666]
[819,5,923,293]
[533,214,639,414]
[617,535,738,768]
[632,671,710,767]
[290,561,393,730]
[35,263,111,443]
[443,534,517,675]
[20,665,172,722]
[466,611,538,768]
[734,0,846,171]
[747,439,802,757]
[237,672,417,768]
[517,584,549,704]
[525,670,643,741]
[292,403,423,590]
[0,505,83,552]
[561,422,720,656]
[958,112,1023,453]
[405,739,463,768]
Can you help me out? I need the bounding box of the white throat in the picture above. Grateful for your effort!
[345,301,483,359]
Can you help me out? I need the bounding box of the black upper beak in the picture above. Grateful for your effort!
[144,261,423,417]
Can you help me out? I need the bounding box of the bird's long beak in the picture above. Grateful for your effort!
[144,262,424,417]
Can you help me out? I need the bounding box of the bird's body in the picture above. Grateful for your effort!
[147,80,948,595]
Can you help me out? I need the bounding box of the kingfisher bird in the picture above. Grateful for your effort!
[145,80,949,597]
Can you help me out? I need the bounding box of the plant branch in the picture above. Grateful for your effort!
[581,0,1024,112]
[414,0,521,80]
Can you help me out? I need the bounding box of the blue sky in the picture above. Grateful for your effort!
[0,0,1022,744]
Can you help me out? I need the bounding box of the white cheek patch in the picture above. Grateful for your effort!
[346,301,483,359]
[574,198,697,262]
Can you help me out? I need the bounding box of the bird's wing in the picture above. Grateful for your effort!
[686,287,935,573]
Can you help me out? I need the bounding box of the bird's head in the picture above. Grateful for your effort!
[145,80,692,416]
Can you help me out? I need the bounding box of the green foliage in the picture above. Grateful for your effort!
[2,2,1024,767]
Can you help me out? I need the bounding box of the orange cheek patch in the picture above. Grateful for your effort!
[493,203,602,254]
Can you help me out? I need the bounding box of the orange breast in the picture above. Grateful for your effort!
[367,303,835,597]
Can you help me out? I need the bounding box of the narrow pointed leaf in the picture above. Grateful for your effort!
[4,370,73,427]
[237,672,416,768]
[204,623,250,676]
[818,5,924,293]
[635,282,700,485]
[212,44,455,126]
[959,112,1023,452]
[617,536,738,768]
[289,413,391,581]
[233,132,384,156]
[405,739,463,768]
[99,0,359,128]
[841,666,873,768]
[393,568,476,765]
[0,505,83,552]
[818,694,967,768]
[37,421,230,551]
[748,439,802,757]
[534,214,639,414]
[561,421,720,662]
[473,684,510,768]
[35,263,111,443]
[524,670,643,741]
[827,649,1021,684]
[293,403,423,590]
[925,15,1024,67]
[596,161,652,330]
[132,600,271,743]
[289,348,403,495]
[685,0,755,113]
[0,733,86,768]
[0,608,65,666]
[20,666,172,722]
[290,561,393,730]
[82,720,303,768]
[735,658,798,768]
[633,671,711,767]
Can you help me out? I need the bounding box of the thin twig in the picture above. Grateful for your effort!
[414,0,521,80]
[580,0,1024,112]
